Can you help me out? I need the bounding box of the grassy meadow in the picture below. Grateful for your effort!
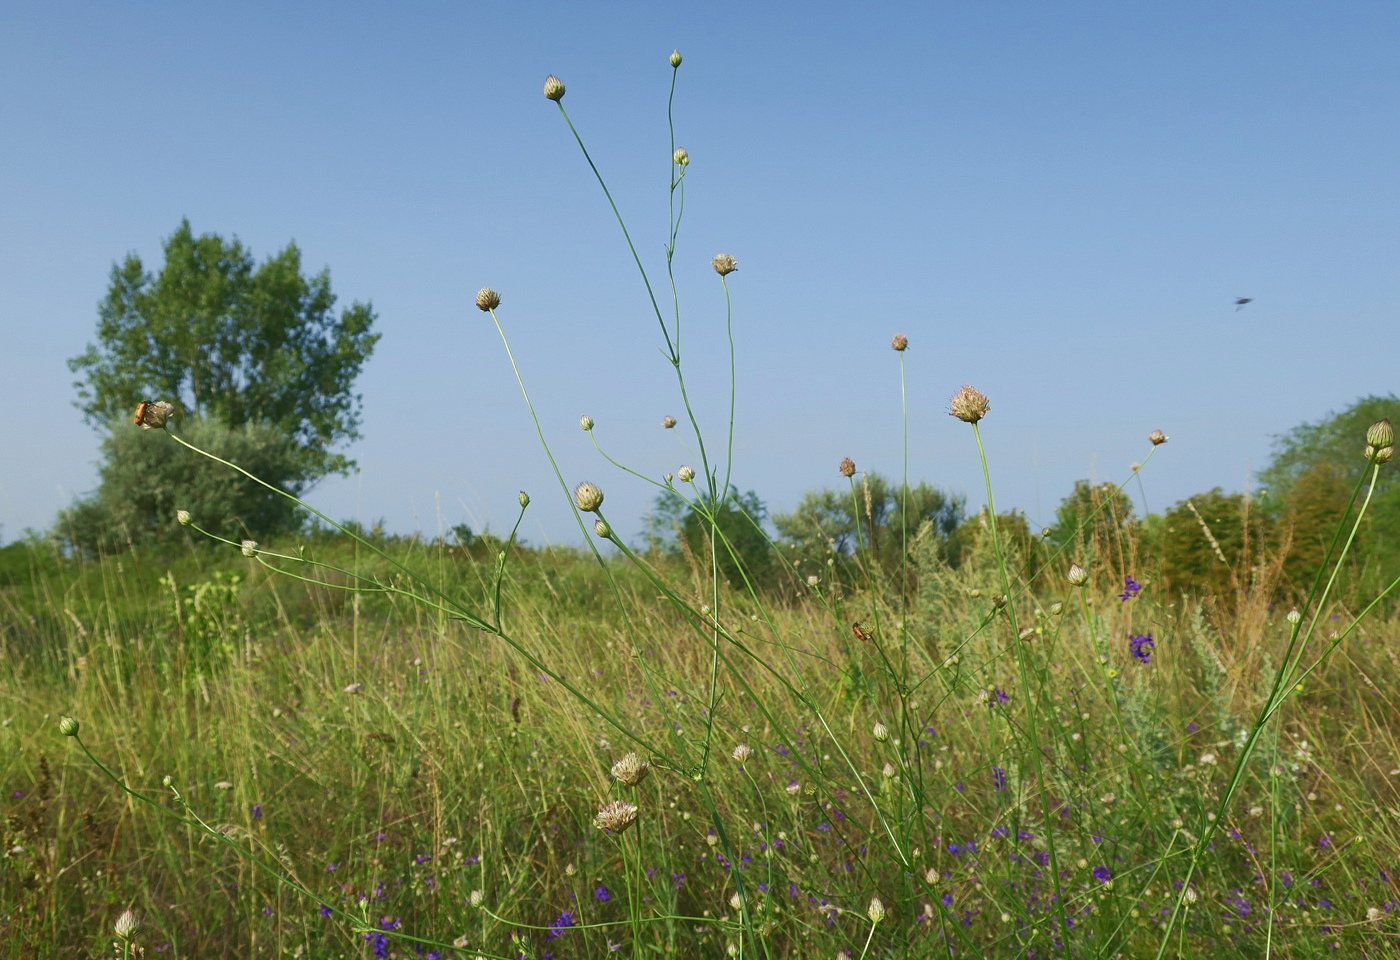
[5,56,1400,960]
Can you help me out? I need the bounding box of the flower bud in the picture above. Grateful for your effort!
[1286,608,1302,624]
[1049,601,1064,616]
[58,716,79,737]
[611,751,650,786]
[882,762,896,779]
[868,897,886,923]
[475,288,500,311]
[594,519,612,539]
[890,332,908,352]
[163,775,174,788]
[580,415,594,431]
[1368,419,1394,448]
[731,743,753,762]
[712,253,738,276]
[677,465,696,483]
[573,481,604,512]
[673,147,690,166]
[1183,886,1198,905]
[948,384,990,423]
[662,415,677,429]
[565,862,577,876]
[1149,430,1169,446]
[806,575,819,587]
[1067,563,1089,586]
[543,75,565,101]
[670,49,683,67]
[872,722,889,742]
[839,457,856,478]
[469,889,484,907]
[518,491,530,509]
[114,909,141,940]
[1375,446,1395,464]
[176,509,191,526]
[241,540,258,558]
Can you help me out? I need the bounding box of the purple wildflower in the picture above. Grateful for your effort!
[1093,865,1112,884]
[992,767,1007,792]
[1129,633,1155,664]
[594,885,611,902]
[1119,575,1142,601]
[319,904,332,918]
[545,910,576,941]
[251,803,262,819]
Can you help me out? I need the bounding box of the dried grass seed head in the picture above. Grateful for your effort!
[475,288,501,311]
[949,384,990,423]
[712,253,738,276]
[594,799,638,833]
[611,751,650,786]
[573,481,604,512]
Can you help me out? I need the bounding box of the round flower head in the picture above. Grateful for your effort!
[731,743,753,763]
[469,889,484,907]
[1148,429,1169,446]
[712,253,738,276]
[594,518,612,539]
[579,415,594,431]
[1067,563,1089,586]
[137,400,175,430]
[1368,419,1394,448]
[890,332,908,352]
[1374,445,1395,464]
[948,384,990,423]
[673,147,690,166]
[839,457,856,478]
[677,465,696,483]
[114,909,141,940]
[1286,608,1302,624]
[593,799,638,834]
[518,491,531,508]
[58,716,79,737]
[670,49,683,67]
[176,509,191,526]
[662,415,677,429]
[475,288,501,311]
[872,721,889,742]
[806,574,819,587]
[543,75,566,101]
[573,481,604,512]
[241,539,258,558]
[868,897,886,923]
[611,751,650,786]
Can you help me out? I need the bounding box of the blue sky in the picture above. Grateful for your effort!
[2,2,1398,547]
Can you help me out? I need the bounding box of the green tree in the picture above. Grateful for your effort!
[1153,488,1271,601]
[68,220,379,481]
[646,487,775,590]
[1259,395,1400,504]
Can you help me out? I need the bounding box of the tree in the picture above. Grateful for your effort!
[646,487,776,590]
[68,220,379,481]
[1259,395,1400,504]
[1152,488,1272,601]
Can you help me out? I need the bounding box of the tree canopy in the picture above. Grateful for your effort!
[68,220,379,480]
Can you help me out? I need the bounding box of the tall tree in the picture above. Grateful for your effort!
[68,219,379,480]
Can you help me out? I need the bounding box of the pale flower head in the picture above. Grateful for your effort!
[611,751,650,786]
[475,287,501,311]
[948,384,990,423]
[114,909,141,940]
[594,799,639,834]
[731,743,753,763]
[573,481,604,513]
[712,253,738,276]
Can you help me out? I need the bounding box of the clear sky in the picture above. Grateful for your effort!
[2,2,1398,548]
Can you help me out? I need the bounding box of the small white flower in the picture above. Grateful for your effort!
[732,744,753,763]
[343,682,363,694]
[214,781,233,790]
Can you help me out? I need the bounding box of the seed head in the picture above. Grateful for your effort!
[1067,563,1089,586]
[543,75,565,101]
[677,465,696,483]
[662,415,677,429]
[579,415,594,431]
[475,288,501,311]
[673,147,690,166]
[241,540,258,558]
[58,716,79,737]
[176,509,191,526]
[137,400,175,430]
[948,384,990,423]
[732,743,753,763]
[593,799,639,834]
[872,721,890,742]
[712,253,738,276]
[1368,419,1394,448]
[670,49,683,67]
[891,332,908,352]
[518,491,530,509]
[594,519,612,539]
[1149,430,1169,446]
[839,457,856,478]
[611,751,650,786]
[868,897,886,923]
[114,909,141,940]
[573,481,604,512]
